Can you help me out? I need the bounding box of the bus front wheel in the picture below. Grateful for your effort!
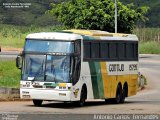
[33,99,43,106]
[79,86,87,107]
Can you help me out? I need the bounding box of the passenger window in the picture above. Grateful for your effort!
[109,43,117,59]
[91,43,100,59]
[118,43,125,60]
[126,43,133,59]
[84,42,91,59]
[100,43,109,59]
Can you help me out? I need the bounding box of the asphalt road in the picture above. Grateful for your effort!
[0,51,19,61]
[0,54,160,120]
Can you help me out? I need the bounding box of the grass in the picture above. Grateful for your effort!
[0,24,160,54]
[0,25,25,48]
[134,28,160,43]
[134,28,160,54]
[0,24,67,48]
[139,41,160,54]
[0,60,20,88]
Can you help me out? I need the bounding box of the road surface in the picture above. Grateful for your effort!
[0,54,160,119]
[0,51,19,61]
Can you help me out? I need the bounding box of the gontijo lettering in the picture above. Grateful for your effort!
[109,64,124,72]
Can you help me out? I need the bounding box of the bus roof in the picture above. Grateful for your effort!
[26,30,138,41]
[64,29,138,41]
[26,32,82,41]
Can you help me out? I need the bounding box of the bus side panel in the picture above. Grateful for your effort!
[106,61,138,98]
[105,62,118,98]
[89,62,104,99]
[80,62,94,99]
[110,75,117,98]
[128,61,138,96]
[100,62,111,98]
[128,74,138,96]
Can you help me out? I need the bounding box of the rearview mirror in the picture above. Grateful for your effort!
[16,55,22,69]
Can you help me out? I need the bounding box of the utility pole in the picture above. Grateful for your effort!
[115,0,117,33]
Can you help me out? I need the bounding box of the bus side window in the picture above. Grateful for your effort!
[91,42,100,59]
[75,40,81,55]
[100,43,109,59]
[134,43,138,60]
[109,43,117,60]
[126,43,133,59]
[84,42,91,60]
[72,57,81,85]
[118,43,125,60]
[72,40,81,85]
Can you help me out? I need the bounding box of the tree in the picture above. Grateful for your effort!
[48,0,149,33]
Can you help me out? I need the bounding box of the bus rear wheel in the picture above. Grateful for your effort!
[121,83,128,103]
[33,99,43,106]
[120,89,126,103]
[113,85,122,104]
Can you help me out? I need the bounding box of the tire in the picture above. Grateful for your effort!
[79,87,87,107]
[33,100,43,106]
[120,89,126,103]
[105,98,114,104]
[113,85,122,104]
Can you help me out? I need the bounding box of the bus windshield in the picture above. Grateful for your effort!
[22,39,75,83]
[22,54,71,83]
[24,40,74,53]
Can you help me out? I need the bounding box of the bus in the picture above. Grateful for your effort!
[16,29,138,106]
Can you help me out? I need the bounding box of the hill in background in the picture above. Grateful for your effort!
[0,0,159,27]
[0,0,64,26]
[121,0,160,27]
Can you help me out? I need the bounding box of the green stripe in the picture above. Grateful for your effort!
[89,62,104,99]
[82,35,104,99]
[82,35,96,40]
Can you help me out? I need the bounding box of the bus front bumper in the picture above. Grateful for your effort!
[20,88,72,101]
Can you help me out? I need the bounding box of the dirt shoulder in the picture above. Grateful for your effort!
[0,47,23,52]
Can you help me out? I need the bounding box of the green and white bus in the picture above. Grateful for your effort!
[16,30,138,106]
